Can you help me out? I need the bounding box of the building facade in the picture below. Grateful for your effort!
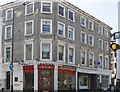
[0,0,112,91]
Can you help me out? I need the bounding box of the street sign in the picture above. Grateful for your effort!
[113,32,120,39]
[9,63,13,70]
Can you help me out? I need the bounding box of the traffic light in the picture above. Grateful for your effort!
[110,43,120,51]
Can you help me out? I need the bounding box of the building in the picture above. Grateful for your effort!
[0,0,112,91]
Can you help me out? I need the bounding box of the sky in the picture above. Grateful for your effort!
[0,0,119,33]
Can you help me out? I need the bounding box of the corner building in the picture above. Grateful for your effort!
[0,0,112,91]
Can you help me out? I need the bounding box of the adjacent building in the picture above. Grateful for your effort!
[0,0,112,91]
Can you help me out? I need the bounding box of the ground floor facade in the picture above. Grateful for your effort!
[0,62,112,91]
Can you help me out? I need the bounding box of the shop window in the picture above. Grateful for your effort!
[5,47,11,63]
[15,77,18,82]
[102,75,109,88]
[41,19,52,34]
[79,75,88,89]
[25,20,34,36]
[58,21,65,36]
[58,4,65,17]
[5,25,12,39]
[5,8,13,20]
[41,1,52,13]
[25,2,34,15]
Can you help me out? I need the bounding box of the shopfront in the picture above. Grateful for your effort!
[58,66,76,90]
[38,65,54,91]
[78,73,97,91]
[101,75,109,89]
[23,66,34,91]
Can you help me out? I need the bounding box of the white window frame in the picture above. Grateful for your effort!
[81,31,86,44]
[24,20,34,36]
[98,25,103,35]
[25,2,34,15]
[41,1,52,13]
[57,41,66,62]
[81,50,87,66]
[80,16,86,27]
[24,40,34,62]
[104,29,108,37]
[58,21,65,37]
[5,8,13,21]
[68,9,75,22]
[58,4,65,18]
[40,39,52,61]
[88,20,94,30]
[68,26,75,40]
[99,54,103,68]
[4,45,12,63]
[89,35,94,46]
[5,25,12,39]
[105,41,108,51]
[105,55,109,69]
[68,44,75,64]
[41,19,52,34]
[89,52,94,67]
[99,39,103,49]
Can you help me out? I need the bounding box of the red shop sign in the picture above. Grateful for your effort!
[38,65,54,69]
[23,66,34,72]
[58,66,76,74]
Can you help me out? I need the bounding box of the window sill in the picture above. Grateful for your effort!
[68,38,75,41]
[5,18,12,22]
[57,60,65,63]
[58,34,66,38]
[40,59,52,62]
[41,12,52,14]
[81,42,87,45]
[89,45,94,48]
[40,33,52,35]
[24,34,34,37]
[81,24,86,28]
[58,14,65,18]
[68,62,75,64]
[4,38,12,40]
[88,28,94,31]
[68,18,75,23]
[25,12,34,16]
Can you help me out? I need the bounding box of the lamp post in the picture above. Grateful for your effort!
[11,2,29,92]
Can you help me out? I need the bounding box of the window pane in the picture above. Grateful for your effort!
[105,58,108,69]
[26,44,32,60]
[81,51,85,64]
[58,23,64,36]
[42,44,50,59]
[43,3,51,12]
[69,11,73,20]
[59,6,64,16]
[7,27,11,39]
[99,40,102,49]
[59,45,64,60]
[99,27,102,34]
[27,3,33,14]
[69,48,73,62]
[104,30,108,37]
[81,18,85,25]
[42,21,50,33]
[89,53,93,65]
[81,33,85,43]
[69,28,73,39]
[6,47,10,62]
[7,10,12,20]
[99,56,102,67]
[89,22,92,29]
[26,21,32,34]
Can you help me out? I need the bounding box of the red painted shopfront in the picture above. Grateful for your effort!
[38,65,54,91]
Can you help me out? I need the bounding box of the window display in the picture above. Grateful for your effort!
[79,75,88,89]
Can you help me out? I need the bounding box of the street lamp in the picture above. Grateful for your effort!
[11,2,29,92]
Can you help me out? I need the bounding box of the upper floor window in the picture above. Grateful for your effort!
[99,39,103,49]
[58,45,65,62]
[99,55,103,67]
[58,4,65,17]
[81,51,86,65]
[68,26,75,40]
[88,20,94,30]
[68,46,75,64]
[104,29,108,37]
[89,35,94,46]
[68,9,75,22]
[5,8,13,21]
[4,46,11,63]
[98,26,103,35]
[105,57,109,69]
[58,21,65,37]
[41,1,52,13]
[24,41,34,62]
[25,2,34,15]
[80,17,86,27]
[81,32,86,44]
[105,41,108,51]
[89,53,94,66]
[41,19,52,34]
[40,41,52,61]
[25,20,34,36]
[5,25,12,39]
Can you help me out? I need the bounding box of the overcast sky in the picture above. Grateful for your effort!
[0,0,119,33]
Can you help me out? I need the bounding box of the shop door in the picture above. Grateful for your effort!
[42,76,50,90]
[6,71,10,89]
